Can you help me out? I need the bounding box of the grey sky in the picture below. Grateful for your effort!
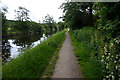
[0,0,66,23]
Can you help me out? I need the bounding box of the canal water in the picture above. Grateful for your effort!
[2,34,50,63]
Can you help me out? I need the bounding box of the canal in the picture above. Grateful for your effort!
[2,33,50,64]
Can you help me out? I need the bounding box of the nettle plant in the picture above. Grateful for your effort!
[101,37,120,79]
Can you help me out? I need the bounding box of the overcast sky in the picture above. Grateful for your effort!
[0,0,66,23]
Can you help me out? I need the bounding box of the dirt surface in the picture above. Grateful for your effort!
[52,31,83,78]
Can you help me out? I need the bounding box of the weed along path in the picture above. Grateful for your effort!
[52,31,83,78]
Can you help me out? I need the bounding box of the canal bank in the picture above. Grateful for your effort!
[2,30,66,78]
[2,33,50,64]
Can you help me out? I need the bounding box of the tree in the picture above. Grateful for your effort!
[57,21,65,31]
[29,21,42,34]
[14,6,31,34]
[93,2,120,38]
[15,6,30,21]
[1,5,8,35]
[60,1,94,30]
[43,14,55,34]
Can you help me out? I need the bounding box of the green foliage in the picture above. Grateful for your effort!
[14,21,30,34]
[42,33,66,78]
[1,6,8,35]
[13,6,32,34]
[69,27,104,78]
[60,2,94,30]
[70,26,120,79]
[3,20,43,36]
[57,21,65,31]
[93,2,120,38]
[2,13,8,35]
[43,14,56,34]
[59,2,120,79]
[14,6,30,21]
[2,30,66,78]
[29,21,42,34]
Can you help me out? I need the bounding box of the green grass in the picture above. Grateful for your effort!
[41,32,66,78]
[2,30,67,78]
[69,27,104,78]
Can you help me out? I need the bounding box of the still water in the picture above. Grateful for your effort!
[2,34,50,63]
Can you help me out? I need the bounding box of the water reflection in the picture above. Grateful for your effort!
[2,39,11,63]
[2,34,49,64]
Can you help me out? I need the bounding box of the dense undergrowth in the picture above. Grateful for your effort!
[69,27,120,79]
[2,30,66,78]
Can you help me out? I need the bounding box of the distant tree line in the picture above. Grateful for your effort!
[1,6,66,36]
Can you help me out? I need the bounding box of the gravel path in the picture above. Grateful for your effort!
[52,31,83,78]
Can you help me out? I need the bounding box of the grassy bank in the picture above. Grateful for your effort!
[69,27,104,78]
[41,31,66,78]
[2,30,66,78]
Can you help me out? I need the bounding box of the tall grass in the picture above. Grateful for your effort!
[69,27,104,78]
[2,30,66,78]
[70,27,120,79]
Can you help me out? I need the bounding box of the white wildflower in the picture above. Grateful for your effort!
[106,56,109,59]
[115,40,120,44]
[106,65,109,69]
[103,78,106,80]
[106,76,109,78]
[116,56,118,59]
[114,38,116,41]
[102,55,105,58]
[112,55,113,58]
[105,62,107,64]
[109,74,112,77]
[115,66,118,70]
[105,52,107,55]
[114,61,116,63]
[112,75,114,79]
[101,59,104,62]
[104,46,107,52]
[111,43,113,46]
[110,43,114,49]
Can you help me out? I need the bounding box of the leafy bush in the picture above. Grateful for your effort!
[70,27,120,79]
[70,27,104,78]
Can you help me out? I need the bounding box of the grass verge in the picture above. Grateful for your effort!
[2,30,67,78]
[41,32,66,78]
[69,27,103,78]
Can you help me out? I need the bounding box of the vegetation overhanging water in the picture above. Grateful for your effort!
[2,33,50,64]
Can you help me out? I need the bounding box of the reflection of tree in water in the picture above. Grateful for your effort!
[45,32,51,37]
[2,39,11,63]
[12,34,42,51]
[13,36,32,51]
[2,33,45,64]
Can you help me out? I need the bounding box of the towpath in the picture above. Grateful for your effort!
[52,31,83,78]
